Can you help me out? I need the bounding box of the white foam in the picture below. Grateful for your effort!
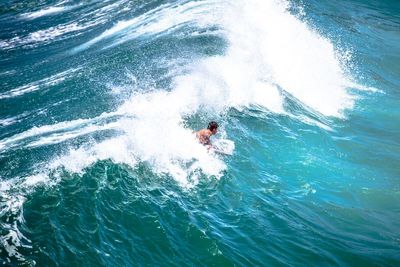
[79,0,128,26]
[49,136,137,174]
[0,111,32,127]
[218,0,354,117]
[0,21,98,50]
[0,117,18,127]
[50,92,227,187]
[0,189,26,261]
[28,22,85,42]
[0,172,51,262]
[172,55,285,114]
[346,81,382,93]
[20,173,49,187]
[0,110,119,154]
[294,114,334,132]
[25,122,120,149]
[72,19,138,53]
[21,6,70,20]
[0,68,80,100]
[0,85,40,99]
[0,70,16,76]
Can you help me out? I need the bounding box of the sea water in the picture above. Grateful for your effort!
[0,0,399,265]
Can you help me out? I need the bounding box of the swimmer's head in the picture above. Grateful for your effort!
[207,121,218,134]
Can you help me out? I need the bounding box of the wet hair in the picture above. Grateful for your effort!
[207,121,218,131]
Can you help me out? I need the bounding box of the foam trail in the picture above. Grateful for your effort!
[0,110,121,154]
[0,20,100,50]
[21,5,75,20]
[0,68,81,100]
[0,117,18,127]
[25,122,121,149]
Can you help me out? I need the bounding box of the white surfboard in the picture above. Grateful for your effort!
[211,139,235,155]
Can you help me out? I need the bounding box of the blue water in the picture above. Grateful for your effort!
[1,0,399,266]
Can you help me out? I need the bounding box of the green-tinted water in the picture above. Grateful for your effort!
[1,0,399,265]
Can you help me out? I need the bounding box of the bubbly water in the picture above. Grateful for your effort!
[1,0,399,265]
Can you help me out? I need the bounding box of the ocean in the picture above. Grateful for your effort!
[0,0,399,265]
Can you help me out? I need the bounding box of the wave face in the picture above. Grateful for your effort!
[1,0,399,265]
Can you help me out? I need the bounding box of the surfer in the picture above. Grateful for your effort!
[195,121,218,148]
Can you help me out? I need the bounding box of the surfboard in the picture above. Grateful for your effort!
[211,139,235,155]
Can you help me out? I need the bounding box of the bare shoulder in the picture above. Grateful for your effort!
[196,129,207,136]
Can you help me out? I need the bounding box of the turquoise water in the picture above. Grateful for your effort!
[1,0,399,265]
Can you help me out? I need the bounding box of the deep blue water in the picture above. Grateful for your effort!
[0,0,399,266]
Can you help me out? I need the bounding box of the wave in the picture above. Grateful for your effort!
[220,0,355,117]
[0,0,361,195]
[1,0,360,191]
[0,0,364,261]
[72,0,356,117]
[85,0,361,183]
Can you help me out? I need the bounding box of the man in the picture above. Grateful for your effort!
[196,121,218,148]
